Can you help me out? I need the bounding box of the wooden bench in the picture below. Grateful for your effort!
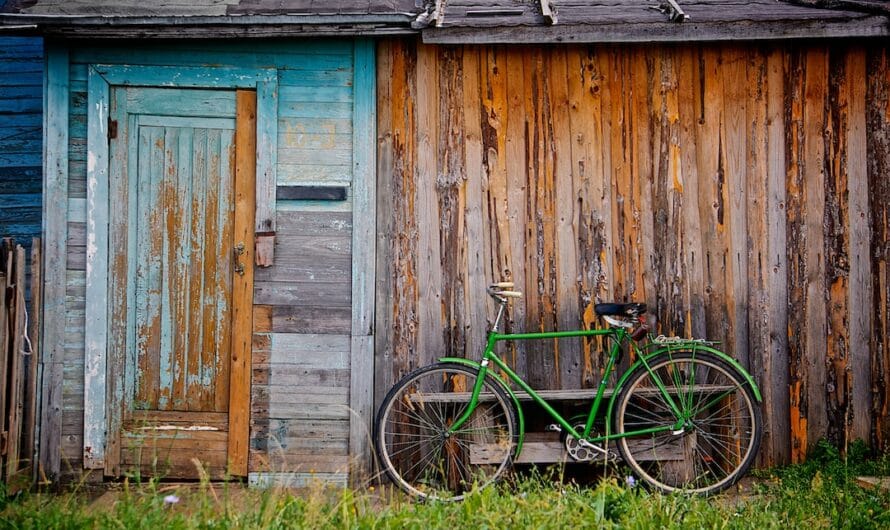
[408,385,732,465]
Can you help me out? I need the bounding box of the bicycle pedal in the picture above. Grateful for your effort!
[545,424,562,433]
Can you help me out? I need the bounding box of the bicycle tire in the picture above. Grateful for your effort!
[374,362,518,501]
[614,351,762,494]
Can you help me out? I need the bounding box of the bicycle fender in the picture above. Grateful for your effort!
[438,357,526,456]
[604,344,763,427]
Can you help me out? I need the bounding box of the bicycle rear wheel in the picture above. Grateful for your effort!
[375,363,517,501]
[614,351,762,494]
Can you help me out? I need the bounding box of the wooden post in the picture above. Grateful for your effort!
[0,241,9,476]
[229,89,257,477]
[23,239,41,481]
[7,245,27,489]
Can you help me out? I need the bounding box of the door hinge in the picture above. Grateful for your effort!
[108,119,118,140]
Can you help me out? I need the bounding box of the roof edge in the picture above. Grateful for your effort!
[423,17,890,44]
[0,12,418,37]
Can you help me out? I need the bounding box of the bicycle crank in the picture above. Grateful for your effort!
[564,426,617,463]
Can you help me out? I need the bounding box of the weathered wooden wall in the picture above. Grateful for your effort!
[374,39,890,467]
[0,37,42,255]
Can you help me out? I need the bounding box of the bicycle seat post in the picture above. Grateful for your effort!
[491,299,508,333]
[487,282,522,334]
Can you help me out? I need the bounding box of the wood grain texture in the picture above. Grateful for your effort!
[39,45,69,481]
[229,90,257,477]
[866,48,890,451]
[375,39,890,466]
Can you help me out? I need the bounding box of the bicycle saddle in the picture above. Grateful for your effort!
[594,303,647,317]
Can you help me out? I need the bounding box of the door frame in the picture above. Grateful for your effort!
[83,65,278,475]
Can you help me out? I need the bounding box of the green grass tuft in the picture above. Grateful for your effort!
[2,443,888,529]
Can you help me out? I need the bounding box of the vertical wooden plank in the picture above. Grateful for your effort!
[415,43,444,370]
[678,46,706,342]
[375,39,419,408]
[608,47,633,311]
[83,64,109,469]
[7,245,27,480]
[461,46,489,362]
[631,47,655,308]
[721,46,750,369]
[373,39,397,412]
[866,48,890,451]
[825,48,851,448]
[438,45,467,368]
[40,44,69,481]
[350,39,376,481]
[549,48,581,389]
[504,48,528,378]
[158,126,180,410]
[200,128,222,411]
[745,45,777,465]
[212,128,235,414]
[104,86,130,476]
[229,89,256,477]
[568,46,614,384]
[786,46,808,462]
[803,48,829,454]
[24,238,42,478]
[523,47,558,389]
[186,128,208,410]
[765,47,791,465]
[255,74,278,238]
[845,48,872,445]
[696,48,729,358]
[0,245,9,476]
[136,126,164,410]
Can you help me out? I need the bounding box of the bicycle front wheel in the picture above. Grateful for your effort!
[614,351,762,494]
[375,363,518,501]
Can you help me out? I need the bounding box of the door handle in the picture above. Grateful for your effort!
[234,242,245,276]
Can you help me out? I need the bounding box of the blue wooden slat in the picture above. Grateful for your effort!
[279,102,353,119]
[278,69,354,87]
[83,64,110,469]
[125,87,237,117]
[257,73,278,234]
[349,38,376,481]
[0,72,42,87]
[73,49,353,71]
[278,118,352,135]
[158,126,178,409]
[277,164,351,184]
[278,86,353,103]
[40,44,69,480]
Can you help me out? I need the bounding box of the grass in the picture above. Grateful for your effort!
[1,441,888,530]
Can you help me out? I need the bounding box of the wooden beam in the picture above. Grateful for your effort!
[349,39,377,485]
[229,89,257,477]
[422,18,889,44]
[39,44,69,482]
[24,238,41,482]
[83,64,110,470]
[540,0,558,25]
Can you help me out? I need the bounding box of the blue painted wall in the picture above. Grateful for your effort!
[0,37,43,251]
[51,39,372,480]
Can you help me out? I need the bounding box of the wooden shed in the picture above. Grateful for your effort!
[0,0,889,485]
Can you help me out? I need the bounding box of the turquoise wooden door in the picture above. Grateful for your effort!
[108,87,243,478]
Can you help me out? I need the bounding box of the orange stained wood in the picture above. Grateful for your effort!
[375,42,890,466]
[229,89,257,477]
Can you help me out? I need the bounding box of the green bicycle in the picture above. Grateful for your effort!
[374,282,763,500]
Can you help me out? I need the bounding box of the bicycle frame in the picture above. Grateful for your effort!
[443,303,762,455]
